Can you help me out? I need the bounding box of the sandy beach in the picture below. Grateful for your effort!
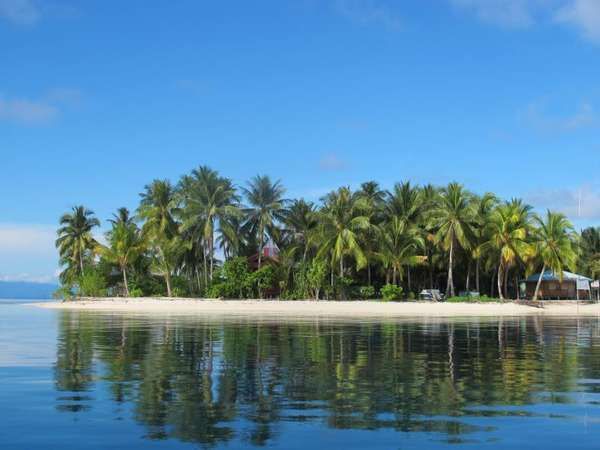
[29,298,600,318]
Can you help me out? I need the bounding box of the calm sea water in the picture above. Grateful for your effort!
[2,301,600,449]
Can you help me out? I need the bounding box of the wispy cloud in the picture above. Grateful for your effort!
[450,0,600,44]
[0,273,57,283]
[319,152,348,171]
[0,224,56,254]
[0,0,40,25]
[521,100,599,133]
[526,184,600,221]
[555,0,600,43]
[335,0,402,30]
[0,88,82,125]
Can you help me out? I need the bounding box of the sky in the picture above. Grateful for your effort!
[1,0,599,283]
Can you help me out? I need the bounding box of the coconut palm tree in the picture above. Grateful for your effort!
[243,175,286,268]
[580,227,600,278]
[471,193,498,294]
[485,199,533,299]
[99,220,145,296]
[357,181,385,285]
[431,183,475,297]
[317,187,370,278]
[531,211,578,301]
[377,217,426,285]
[179,166,239,281]
[108,207,135,227]
[56,206,101,281]
[138,180,180,296]
[282,199,318,263]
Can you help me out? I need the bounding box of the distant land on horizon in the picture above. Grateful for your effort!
[0,281,57,300]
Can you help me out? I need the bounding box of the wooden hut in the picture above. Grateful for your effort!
[523,270,592,300]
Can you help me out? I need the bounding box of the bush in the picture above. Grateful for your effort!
[78,270,107,297]
[129,287,144,298]
[407,291,415,300]
[381,284,403,301]
[53,285,74,301]
[250,265,277,298]
[359,285,376,300]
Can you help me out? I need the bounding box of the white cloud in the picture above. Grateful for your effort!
[521,100,599,132]
[335,0,402,30]
[0,224,56,254]
[0,96,58,124]
[0,273,57,283]
[319,153,348,171]
[555,0,600,43]
[0,0,40,25]
[450,0,557,27]
[0,88,82,125]
[526,185,600,221]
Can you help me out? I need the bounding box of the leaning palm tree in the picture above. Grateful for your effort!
[56,206,101,280]
[531,211,578,301]
[98,221,145,296]
[179,166,240,281]
[243,175,286,268]
[137,180,180,296]
[431,183,475,297]
[317,187,370,279]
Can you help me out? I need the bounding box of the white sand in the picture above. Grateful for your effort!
[28,297,600,318]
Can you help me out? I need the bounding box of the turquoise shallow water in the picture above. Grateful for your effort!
[2,301,600,449]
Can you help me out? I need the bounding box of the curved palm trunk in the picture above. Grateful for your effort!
[497,261,504,300]
[532,264,546,301]
[446,239,455,297]
[122,266,130,297]
[165,272,172,297]
[258,224,264,269]
[475,258,480,294]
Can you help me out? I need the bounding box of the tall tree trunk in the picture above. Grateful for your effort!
[203,243,208,286]
[497,260,504,300]
[446,239,455,297]
[392,266,397,285]
[165,272,172,297]
[209,226,214,281]
[122,266,130,297]
[407,267,412,293]
[475,258,480,294]
[79,251,85,276]
[491,267,496,297]
[466,263,471,292]
[503,268,508,299]
[533,264,546,301]
[258,226,263,269]
[367,263,372,286]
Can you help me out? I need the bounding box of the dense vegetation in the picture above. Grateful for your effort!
[55,165,599,300]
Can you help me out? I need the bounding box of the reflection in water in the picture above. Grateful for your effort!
[53,314,600,447]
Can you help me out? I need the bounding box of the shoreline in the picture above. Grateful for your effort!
[28,297,600,318]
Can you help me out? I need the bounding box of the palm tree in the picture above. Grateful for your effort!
[580,227,600,278]
[532,211,578,301]
[282,199,318,263]
[108,207,135,227]
[431,183,475,297]
[485,199,533,299]
[56,206,101,280]
[243,175,286,268]
[99,221,145,296]
[317,187,370,279]
[357,181,385,285]
[138,180,180,296]
[179,166,239,282]
[377,217,425,285]
[472,193,497,294]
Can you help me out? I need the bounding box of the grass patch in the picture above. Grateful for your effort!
[445,295,502,303]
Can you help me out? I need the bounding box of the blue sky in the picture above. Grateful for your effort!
[1,0,599,282]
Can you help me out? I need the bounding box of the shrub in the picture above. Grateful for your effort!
[78,270,107,297]
[307,260,327,300]
[446,295,501,303]
[359,285,376,300]
[250,265,277,298]
[129,287,144,298]
[407,291,415,300]
[381,284,403,301]
[53,285,74,301]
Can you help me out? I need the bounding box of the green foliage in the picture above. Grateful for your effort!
[446,295,500,303]
[407,291,415,300]
[381,284,403,301]
[359,285,376,299]
[307,259,327,300]
[78,269,108,297]
[53,285,75,301]
[210,257,252,299]
[129,287,144,298]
